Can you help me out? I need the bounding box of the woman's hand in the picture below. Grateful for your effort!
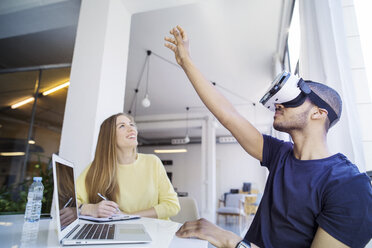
[164,25,191,67]
[82,200,120,218]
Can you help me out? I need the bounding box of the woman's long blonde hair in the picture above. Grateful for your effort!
[85,113,136,203]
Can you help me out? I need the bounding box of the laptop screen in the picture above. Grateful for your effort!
[55,161,78,231]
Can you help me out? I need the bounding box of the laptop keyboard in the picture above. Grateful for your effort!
[72,224,115,240]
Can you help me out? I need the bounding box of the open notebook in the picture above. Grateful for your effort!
[79,213,140,222]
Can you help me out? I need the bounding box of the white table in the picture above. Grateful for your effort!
[0,214,208,248]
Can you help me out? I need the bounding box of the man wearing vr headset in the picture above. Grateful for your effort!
[165,26,372,248]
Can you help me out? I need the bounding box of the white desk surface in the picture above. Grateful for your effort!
[0,214,208,248]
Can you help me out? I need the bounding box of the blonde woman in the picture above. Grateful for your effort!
[76,113,180,220]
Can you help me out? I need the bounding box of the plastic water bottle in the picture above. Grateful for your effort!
[21,221,40,247]
[24,177,44,222]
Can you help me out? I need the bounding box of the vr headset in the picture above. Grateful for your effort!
[259,71,338,126]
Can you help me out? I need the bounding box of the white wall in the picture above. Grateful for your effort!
[216,143,267,200]
[136,104,273,215]
[139,142,268,214]
[139,144,203,212]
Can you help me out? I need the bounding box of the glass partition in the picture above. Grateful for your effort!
[0,67,70,214]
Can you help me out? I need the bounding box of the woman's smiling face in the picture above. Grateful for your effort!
[115,115,138,149]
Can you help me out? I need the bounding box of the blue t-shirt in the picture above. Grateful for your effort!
[244,135,372,248]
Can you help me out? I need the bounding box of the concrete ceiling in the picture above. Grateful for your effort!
[0,0,291,141]
[126,0,285,116]
[125,0,288,140]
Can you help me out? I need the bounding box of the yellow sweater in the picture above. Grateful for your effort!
[76,153,180,220]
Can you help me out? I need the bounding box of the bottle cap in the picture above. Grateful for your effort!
[33,177,42,182]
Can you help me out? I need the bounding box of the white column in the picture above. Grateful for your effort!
[201,115,216,222]
[59,0,132,177]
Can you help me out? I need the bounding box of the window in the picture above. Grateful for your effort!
[0,67,70,214]
[287,0,300,74]
[354,0,372,100]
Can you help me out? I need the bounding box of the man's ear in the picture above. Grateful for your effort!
[311,107,328,121]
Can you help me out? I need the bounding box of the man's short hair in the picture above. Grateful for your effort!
[305,81,342,129]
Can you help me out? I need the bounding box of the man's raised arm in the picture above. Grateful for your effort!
[165,25,263,161]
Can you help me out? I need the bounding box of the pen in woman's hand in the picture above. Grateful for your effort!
[97,193,107,201]
[97,193,119,213]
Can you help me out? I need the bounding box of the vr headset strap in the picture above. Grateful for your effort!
[299,79,338,125]
[307,91,338,126]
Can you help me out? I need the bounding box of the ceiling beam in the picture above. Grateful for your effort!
[0,0,80,39]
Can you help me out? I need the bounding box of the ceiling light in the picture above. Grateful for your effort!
[11,97,35,109]
[128,50,153,114]
[142,51,152,108]
[28,140,35,144]
[0,222,12,226]
[171,107,191,145]
[10,81,70,110]
[142,94,151,107]
[42,81,70,96]
[184,107,190,144]
[154,149,187,154]
[0,152,26,156]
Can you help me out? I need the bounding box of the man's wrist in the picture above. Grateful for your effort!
[180,57,193,70]
[224,231,244,248]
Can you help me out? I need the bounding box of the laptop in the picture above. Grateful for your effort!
[52,154,152,245]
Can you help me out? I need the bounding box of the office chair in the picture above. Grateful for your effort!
[170,196,200,224]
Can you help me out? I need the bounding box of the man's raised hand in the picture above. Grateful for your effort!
[164,25,191,67]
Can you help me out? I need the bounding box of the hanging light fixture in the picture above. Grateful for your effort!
[142,94,151,108]
[128,50,153,114]
[141,50,152,108]
[171,106,190,145]
[184,106,190,143]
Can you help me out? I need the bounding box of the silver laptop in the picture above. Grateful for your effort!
[52,154,152,245]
